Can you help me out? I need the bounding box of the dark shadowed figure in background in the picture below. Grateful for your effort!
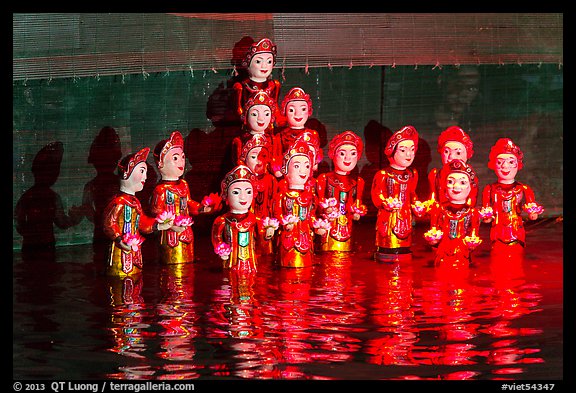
[15,141,80,258]
[70,126,122,260]
[184,128,221,236]
[206,36,255,128]
[304,117,331,177]
[359,121,393,218]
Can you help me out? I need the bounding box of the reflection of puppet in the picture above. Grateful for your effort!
[427,126,474,212]
[73,126,122,252]
[371,126,423,262]
[481,138,543,253]
[151,131,213,265]
[273,87,322,176]
[103,148,172,276]
[316,131,367,252]
[425,160,482,268]
[212,165,275,272]
[232,38,281,121]
[273,139,324,267]
[238,133,278,255]
[231,91,276,166]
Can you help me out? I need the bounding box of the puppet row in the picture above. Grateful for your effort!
[103,124,542,277]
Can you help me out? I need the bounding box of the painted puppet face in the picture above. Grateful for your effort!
[122,162,147,194]
[441,141,468,165]
[247,104,272,133]
[248,53,274,82]
[245,146,269,176]
[286,155,311,189]
[285,100,309,129]
[160,147,185,180]
[446,172,471,204]
[495,153,518,184]
[227,180,254,214]
[390,140,416,169]
[333,144,358,174]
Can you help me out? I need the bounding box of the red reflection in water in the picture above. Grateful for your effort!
[107,274,148,359]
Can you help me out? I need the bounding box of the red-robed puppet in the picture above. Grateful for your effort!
[103,147,173,276]
[316,130,367,252]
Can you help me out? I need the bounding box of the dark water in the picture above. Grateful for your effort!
[13,218,563,381]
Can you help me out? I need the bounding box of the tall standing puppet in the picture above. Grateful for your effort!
[211,165,276,272]
[371,125,425,262]
[237,133,278,255]
[316,131,367,252]
[272,87,322,177]
[426,126,475,212]
[424,159,482,268]
[273,139,326,267]
[151,131,215,265]
[233,38,281,122]
[231,90,276,166]
[103,148,173,276]
[481,138,543,254]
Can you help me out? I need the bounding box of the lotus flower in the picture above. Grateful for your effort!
[281,215,299,226]
[156,211,175,225]
[214,242,232,258]
[479,206,494,220]
[411,201,426,215]
[326,210,340,221]
[464,235,482,248]
[174,215,193,227]
[202,192,222,208]
[320,197,338,209]
[262,217,279,230]
[351,204,368,216]
[523,202,544,215]
[122,232,144,252]
[424,227,444,242]
[312,218,332,231]
[384,196,403,210]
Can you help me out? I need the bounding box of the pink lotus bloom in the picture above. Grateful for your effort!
[174,215,193,227]
[411,201,426,215]
[320,197,338,209]
[523,203,544,215]
[156,211,175,224]
[464,235,482,248]
[202,192,222,208]
[312,218,332,231]
[351,204,368,216]
[384,197,403,210]
[325,210,340,221]
[122,232,144,252]
[281,215,299,225]
[424,228,443,242]
[262,217,279,230]
[215,242,232,258]
[479,206,494,220]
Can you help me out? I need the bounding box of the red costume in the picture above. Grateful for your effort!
[102,148,156,276]
[232,38,281,120]
[151,132,203,264]
[426,126,475,209]
[231,90,277,166]
[273,139,318,268]
[371,126,421,261]
[481,138,543,250]
[272,87,323,173]
[237,134,278,255]
[427,160,482,268]
[316,131,366,252]
[211,165,260,272]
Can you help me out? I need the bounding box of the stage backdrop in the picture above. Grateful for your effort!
[13,13,562,249]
